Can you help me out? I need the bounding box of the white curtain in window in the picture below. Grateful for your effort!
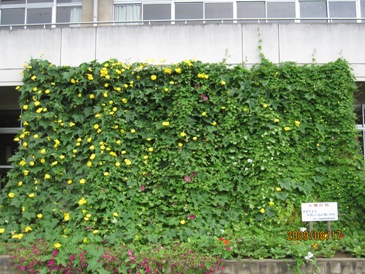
[70,6,81,24]
[114,4,141,24]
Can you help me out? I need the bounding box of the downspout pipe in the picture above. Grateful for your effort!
[93,0,98,26]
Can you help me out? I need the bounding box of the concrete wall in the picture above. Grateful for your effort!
[1,23,365,86]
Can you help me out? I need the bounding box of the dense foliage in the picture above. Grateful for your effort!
[0,57,364,272]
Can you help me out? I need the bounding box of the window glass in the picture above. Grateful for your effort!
[27,0,53,3]
[114,4,141,23]
[267,2,295,19]
[0,8,25,24]
[362,1,365,17]
[329,1,356,18]
[175,2,203,20]
[57,0,82,3]
[56,6,81,23]
[237,2,265,19]
[27,7,52,24]
[0,0,26,4]
[143,4,171,21]
[205,3,233,19]
[300,1,327,18]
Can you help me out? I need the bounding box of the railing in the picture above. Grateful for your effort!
[0,17,364,30]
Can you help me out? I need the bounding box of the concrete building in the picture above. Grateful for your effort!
[1,0,365,183]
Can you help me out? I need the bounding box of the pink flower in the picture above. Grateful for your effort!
[140,185,145,191]
[189,214,196,220]
[200,94,209,101]
[184,176,191,182]
[69,254,75,261]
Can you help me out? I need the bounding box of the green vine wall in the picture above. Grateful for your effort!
[0,57,364,247]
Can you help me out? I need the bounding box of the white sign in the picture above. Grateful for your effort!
[301,202,338,222]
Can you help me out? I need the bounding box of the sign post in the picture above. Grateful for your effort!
[301,202,338,233]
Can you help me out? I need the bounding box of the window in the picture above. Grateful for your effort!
[237,1,265,21]
[300,1,327,22]
[114,4,141,24]
[0,0,82,27]
[362,0,365,18]
[267,2,295,21]
[27,7,52,24]
[205,3,233,20]
[0,86,21,190]
[328,1,356,21]
[143,4,171,24]
[175,2,203,21]
[0,8,25,25]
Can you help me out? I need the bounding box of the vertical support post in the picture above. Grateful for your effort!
[309,221,313,232]
[327,221,331,234]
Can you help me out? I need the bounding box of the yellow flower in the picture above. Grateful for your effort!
[33,134,39,139]
[19,160,26,166]
[202,112,207,116]
[44,174,51,180]
[113,212,119,217]
[37,214,43,219]
[54,242,61,249]
[180,132,187,137]
[8,193,14,198]
[212,121,217,126]
[23,170,29,176]
[80,179,86,184]
[69,122,75,127]
[59,155,65,160]
[87,161,92,167]
[23,105,29,110]
[14,137,20,142]
[64,213,70,221]
[260,208,265,214]
[178,143,183,147]
[175,68,182,74]
[90,154,96,160]
[263,104,268,108]
[295,120,301,127]
[276,187,281,192]
[83,238,88,243]
[192,136,198,141]
[25,226,32,233]
[151,75,157,81]
[269,201,274,207]
[28,193,35,198]
[18,181,23,186]
[220,80,226,85]
[284,127,290,131]
[115,161,121,167]
[122,98,128,104]
[162,121,170,126]
[78,197,87,205]
[67,179,73,185]
[22,142,28,147]
[40,148,46,154]
[274,118,280,123]
[12,234,23,240]
[148,147,153,152]
[124,159,132,166]
[130,129,136,133]
[180,220,185,225]
[31,75,37,81]
[0,228,5,234]
[93,230,99,234]
[164,67,172,74]
[104,172,109,176]
[22,207,25,212]
[70,78,76,84]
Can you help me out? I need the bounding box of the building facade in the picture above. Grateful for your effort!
[1,0,365,184]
